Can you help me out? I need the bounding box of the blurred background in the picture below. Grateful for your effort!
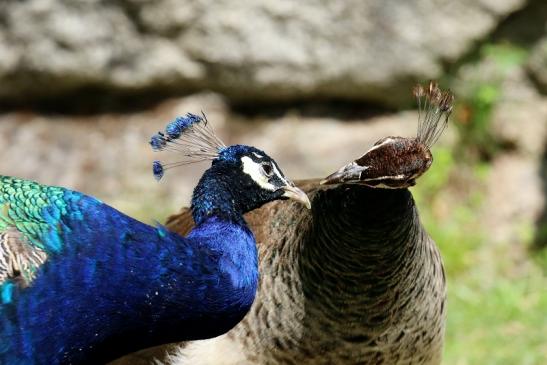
[1,0,546,363]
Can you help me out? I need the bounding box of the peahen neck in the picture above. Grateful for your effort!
[309,185,418,259]
[299,185,429,330]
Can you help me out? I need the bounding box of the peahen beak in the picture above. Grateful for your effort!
[282,185,311,209]
[320,162,365,185]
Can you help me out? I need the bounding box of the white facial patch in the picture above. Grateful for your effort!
[271,161,290,186]
[362,174,406,182]
[358,137,395,158]
[241,156,277,191]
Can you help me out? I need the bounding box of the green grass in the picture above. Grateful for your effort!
[445,270,547,365]
[413,147,547,365]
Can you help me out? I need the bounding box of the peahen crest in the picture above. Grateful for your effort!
[321,81,454,188]
[150,113,226,180]
[414,81,454,148]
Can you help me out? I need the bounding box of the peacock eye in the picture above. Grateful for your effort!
[261,163,273,177]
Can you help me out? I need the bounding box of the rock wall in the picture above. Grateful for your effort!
[0,0,528,107]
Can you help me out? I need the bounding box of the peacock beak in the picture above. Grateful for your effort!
[282,185,311,209]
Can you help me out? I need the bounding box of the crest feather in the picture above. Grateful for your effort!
[414,81,454,148]
[150,113,226,180]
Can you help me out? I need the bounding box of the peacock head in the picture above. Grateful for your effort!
[208,144,311,212]
[321,81,454,189]
[150,113,310,219]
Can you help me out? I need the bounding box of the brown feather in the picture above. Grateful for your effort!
[0,227,47,287]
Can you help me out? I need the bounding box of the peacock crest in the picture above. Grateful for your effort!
[150,113,227,180]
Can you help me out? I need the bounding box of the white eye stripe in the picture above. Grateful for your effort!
[252,152,263,159]
[361,174,406,182]
[357,137,395,159]
[241,156,276,191]
[271,162,289,185]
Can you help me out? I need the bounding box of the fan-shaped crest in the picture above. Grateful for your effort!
[150,113,226,180]
[414,81,454,148]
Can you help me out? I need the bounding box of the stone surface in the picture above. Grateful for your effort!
[482,153,545,246]
[492,0,547,94]
[453,41,547,157]
[453,49,547,246]
[491,67,547,157]
[0,0,526,106]
[494,0,547,46]
[529,38,547,93]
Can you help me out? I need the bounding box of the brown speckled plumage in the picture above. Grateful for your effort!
[155,179,447,365]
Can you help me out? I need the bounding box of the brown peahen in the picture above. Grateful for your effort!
[120,82,453,365]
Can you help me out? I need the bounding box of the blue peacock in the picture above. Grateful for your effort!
[0,113,310,365]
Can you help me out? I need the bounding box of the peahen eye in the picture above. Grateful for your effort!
[261,163,273,177]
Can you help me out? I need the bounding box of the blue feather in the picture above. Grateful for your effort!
[1,283,13,304]
[0,188,258,364]
[149,113,226,180]
[165,113,202,139]
[152,160,164,181]
[149,133,167,151]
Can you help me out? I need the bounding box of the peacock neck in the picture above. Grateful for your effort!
[191,166,247,227]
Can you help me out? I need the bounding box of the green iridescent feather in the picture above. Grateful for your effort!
[0,176,70,286]
[0,176,67,246]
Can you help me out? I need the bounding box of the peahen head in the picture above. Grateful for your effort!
[151,113,310,224]
[321,81,454,188]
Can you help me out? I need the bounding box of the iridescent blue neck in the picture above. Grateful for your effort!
[191,165,246,226]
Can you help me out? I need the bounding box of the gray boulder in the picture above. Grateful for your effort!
[0,0,526,106]
[529,38,547,93]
